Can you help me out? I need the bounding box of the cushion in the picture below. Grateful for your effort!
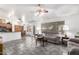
[70,48,79,55]
[69,38,79,44]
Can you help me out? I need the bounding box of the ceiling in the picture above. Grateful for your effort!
[0,4,79,23]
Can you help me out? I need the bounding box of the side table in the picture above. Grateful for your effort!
[61,37,69,46]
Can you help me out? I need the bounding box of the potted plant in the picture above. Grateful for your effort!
[75,32,79,38]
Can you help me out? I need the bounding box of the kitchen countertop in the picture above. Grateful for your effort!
[0,32,21,33]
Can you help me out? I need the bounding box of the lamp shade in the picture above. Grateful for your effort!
[63,25,69,31]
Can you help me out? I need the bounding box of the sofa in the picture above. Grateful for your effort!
[68,38,79,55]
[42,32,61,44]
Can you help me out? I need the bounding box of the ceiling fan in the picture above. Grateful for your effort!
[35,4,48,16]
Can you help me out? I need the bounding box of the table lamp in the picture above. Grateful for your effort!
[63,25,69,37]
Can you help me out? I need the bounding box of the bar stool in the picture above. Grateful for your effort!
[0,36,3,55]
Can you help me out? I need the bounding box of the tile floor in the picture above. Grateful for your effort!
[3,36,68,55]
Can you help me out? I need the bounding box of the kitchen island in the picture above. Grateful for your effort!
[0,32,21,43]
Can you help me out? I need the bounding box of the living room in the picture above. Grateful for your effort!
[0,4,79,55]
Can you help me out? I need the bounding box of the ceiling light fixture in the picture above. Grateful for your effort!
[35,4,48,16]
